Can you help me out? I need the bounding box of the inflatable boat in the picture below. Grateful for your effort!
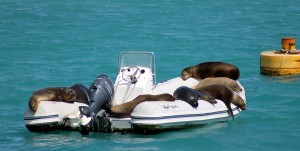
[24,51,246,134]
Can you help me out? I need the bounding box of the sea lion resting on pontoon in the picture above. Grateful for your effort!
[108,93,175,116]
[192,77,243,92]
[181,62,240,80]
[28,84,89,112]
[173,86,217,108]
[194,84,246,119]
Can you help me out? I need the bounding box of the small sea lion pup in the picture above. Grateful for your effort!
[194,84,246,119]
[192,77,243,92]
[181,62,240,80]
[108,93,175,116]
[28,87,77,112]
[173,86,217,108]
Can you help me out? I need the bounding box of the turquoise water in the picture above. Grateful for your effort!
[1,0,300,150]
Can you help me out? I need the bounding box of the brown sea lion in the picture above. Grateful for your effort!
[28,87,77,112]
[194,84,246,119]
[173,86,217,108]
[192,77,243,92]
[181,62,240,80]
[108,93,175,116]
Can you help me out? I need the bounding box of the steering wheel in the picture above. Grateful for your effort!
[121,66,141,84]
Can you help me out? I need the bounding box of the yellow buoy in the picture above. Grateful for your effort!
[260,37,300,75]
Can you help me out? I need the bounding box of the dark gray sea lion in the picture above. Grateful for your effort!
[192,77,243,92]
[70,84,90,104]
[28,87,77,112]
[181,62,240,80]
[194,84,246,119]
[173,86,217,108]
[108,93,175,116]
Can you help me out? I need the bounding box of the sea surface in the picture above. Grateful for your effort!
[1,0,300,150]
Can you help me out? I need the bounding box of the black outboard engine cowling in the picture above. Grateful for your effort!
[88,74,114,130]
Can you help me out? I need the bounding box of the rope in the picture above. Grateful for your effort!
[271,50,289,82]
[250,50,289,93]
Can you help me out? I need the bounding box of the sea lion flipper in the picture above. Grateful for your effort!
[208,99,217,106]
[206,95,217,105]
[195,90,217,105]
[226,105,234,119]
[201,98,217,105]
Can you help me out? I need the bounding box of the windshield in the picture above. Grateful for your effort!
[118,51,156,84]
[118,51,155,71]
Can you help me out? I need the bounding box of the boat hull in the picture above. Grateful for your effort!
[24,101,90,132]
[130,100,242,131]
[23,51,247,134]
[109,77,246,132]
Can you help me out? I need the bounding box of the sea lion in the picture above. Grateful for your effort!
[173,86,217,108]
[70,84,90,104]
[194,84,246,119]
[108,93,175,116]
[181,62,240,80]
[28,87,77,112]
[192,77,243,92]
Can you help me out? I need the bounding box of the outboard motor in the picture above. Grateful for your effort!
[88,74,114,130]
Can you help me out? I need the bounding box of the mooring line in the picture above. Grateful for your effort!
[250,50,289,93]
[271,50,289,82]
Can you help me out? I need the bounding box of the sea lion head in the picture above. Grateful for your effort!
[232,94,246,110]
[28,97,38,112]
[173,86,198,108]
[233,86,243,92]
[181,67,193,80]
